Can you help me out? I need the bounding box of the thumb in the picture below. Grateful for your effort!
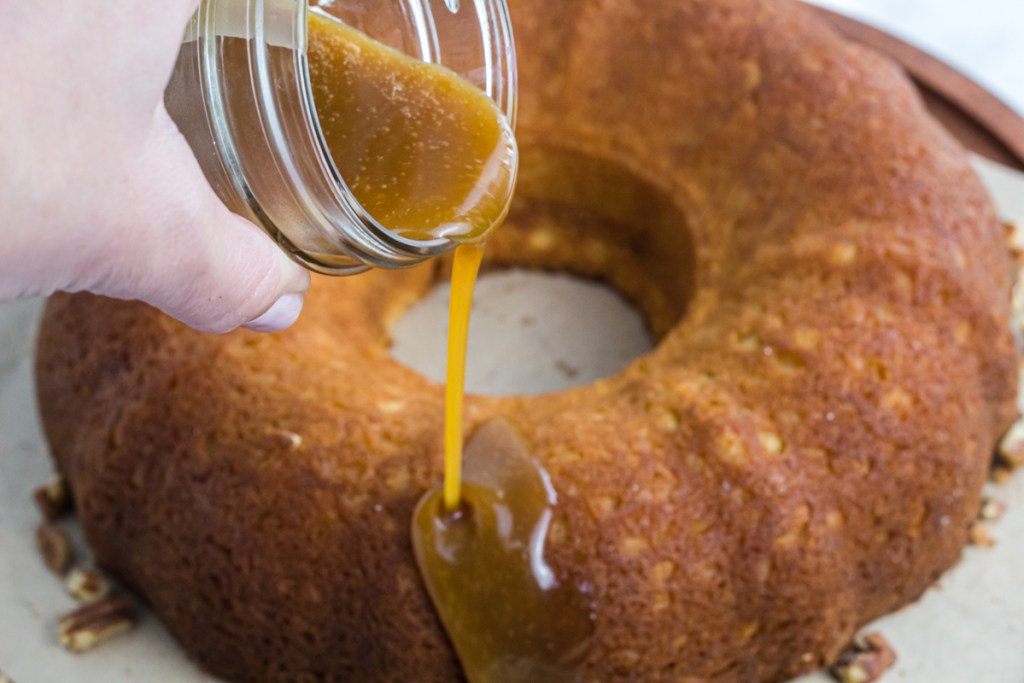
[85,105,311,334]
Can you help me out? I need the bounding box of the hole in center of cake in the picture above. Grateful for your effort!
[390,145,694,396]
[390,269,653,395]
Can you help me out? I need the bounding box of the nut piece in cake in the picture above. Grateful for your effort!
[32,475,71,522]
[829,632,897,683]
[65,568,112,604]
[36,523,72,574]
[58,595,136,653]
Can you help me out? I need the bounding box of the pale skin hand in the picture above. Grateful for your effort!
[0,0,310,333]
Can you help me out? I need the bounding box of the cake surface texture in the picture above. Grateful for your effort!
[35,0,1019,681]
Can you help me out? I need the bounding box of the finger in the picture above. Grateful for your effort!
[80,105,311,334]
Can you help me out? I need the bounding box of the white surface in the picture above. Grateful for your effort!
[2,162,1024,681]
[975,157,1024,224]
[391,269,653,396]
[811,0,1024,115]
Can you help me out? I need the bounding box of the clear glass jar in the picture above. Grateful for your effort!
[164,0,517,275]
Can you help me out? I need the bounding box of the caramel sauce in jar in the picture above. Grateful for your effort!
[308,12,517,243]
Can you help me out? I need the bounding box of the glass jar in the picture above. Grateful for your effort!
[164,0,517,275]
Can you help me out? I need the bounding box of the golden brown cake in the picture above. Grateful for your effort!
[35,0,1019,680]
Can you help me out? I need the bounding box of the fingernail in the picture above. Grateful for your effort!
[277,249,312,295]
[243,293,305,333]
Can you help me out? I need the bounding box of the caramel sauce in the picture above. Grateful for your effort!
[413,421,594,683]
[307,16,591,681]
[308,12,516,243]
[442,244,486,510]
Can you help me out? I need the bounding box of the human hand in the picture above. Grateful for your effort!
[0,0,310,333]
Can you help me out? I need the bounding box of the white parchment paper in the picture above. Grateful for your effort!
[1,157,1022,681]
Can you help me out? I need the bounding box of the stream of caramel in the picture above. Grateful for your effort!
[307,14,591,681]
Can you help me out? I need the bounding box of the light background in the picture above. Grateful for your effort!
[812,0,1024,114]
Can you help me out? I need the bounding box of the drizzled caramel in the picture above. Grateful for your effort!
[306,15,589,682]
[442,244,486,511]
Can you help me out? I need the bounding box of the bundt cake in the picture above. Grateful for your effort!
[34,0,1018,680]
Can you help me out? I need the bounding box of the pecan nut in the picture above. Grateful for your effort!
[996,428,1024,470]
[829,632,897,683]
[65,568,111,604]
[36,524,72,575]
[978,497,1007,523]
[58,595,136,653]
[969,521,996,548]
[32,475,72,522]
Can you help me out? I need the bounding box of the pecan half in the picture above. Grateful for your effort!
[992,465,1014,485]
[32,475,71,522]
[36,524,72,575]
[58,595,136,653]
[969,521,996,548]
[65,568,111,604]
[979,497,1007,523]
[829,632,897,683]
[996,429,1024,470]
